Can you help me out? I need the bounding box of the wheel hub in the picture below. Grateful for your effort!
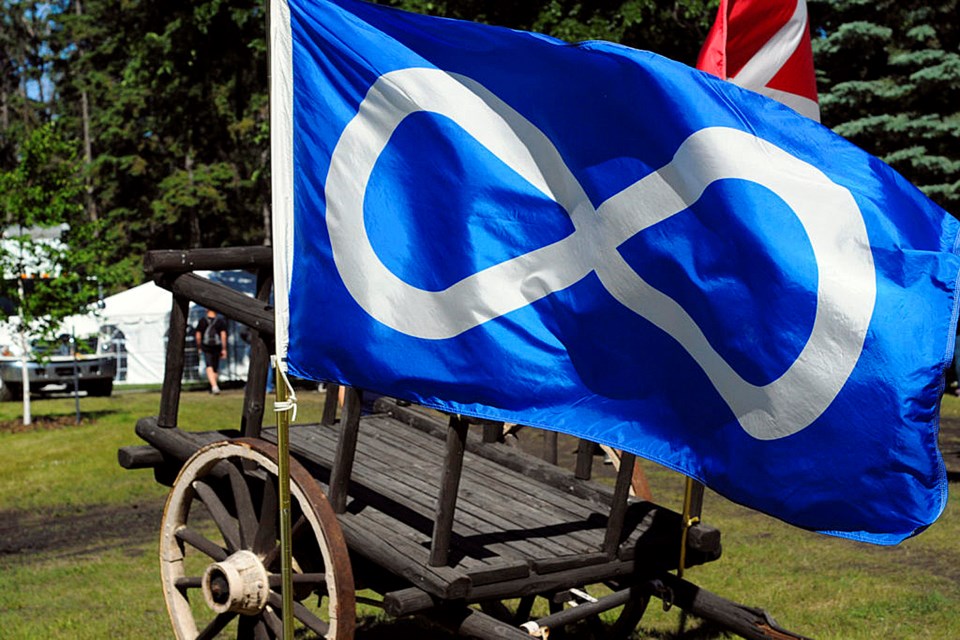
[201,550,270,615]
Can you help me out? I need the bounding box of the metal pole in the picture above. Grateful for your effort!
[265,1,293,634]
[17,276,31,426]
[275,357,294,638]
[678,477,704,579]
[70,328,81,424]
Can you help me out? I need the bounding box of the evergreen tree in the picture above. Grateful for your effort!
[52,0,270,283]
[809,0,960,215]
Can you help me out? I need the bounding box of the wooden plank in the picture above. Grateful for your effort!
[378,401,616,505]
[329,388,362,514]
[368,418,614,554]
[464,560,530,587]
[384,554,637,614]
[293,416,609,562]
[272,420,714,582]
[543,429,558,465]
[240,268,273,438]
[348,419,704,565]
[320,383,339,426]
[530,551,609,575]
[143,246,272,275]
[481,421,503,443]
[430,415,468,567]
[279,419,711,570]
[373,404,677,555]
[156,272,274,334]
[337,509,471,599]
[432,606,535,640]
[117,444,164,469]
[135,416,237,461]
[370,413,605,522]
[158,294,189,428]
[603,451,636,556]
[329,418,595,558]
[285,423,575,563]
[574,438,594,480]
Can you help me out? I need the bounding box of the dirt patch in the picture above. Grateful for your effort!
[0,499,165,561]
[0,414,93,434]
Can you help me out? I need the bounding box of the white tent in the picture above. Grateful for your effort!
[95,280,173,384]
[65,270,257,385]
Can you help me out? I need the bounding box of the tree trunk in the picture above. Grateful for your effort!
[76,0,98,223]
[260,147,271,245]
[186,151,201,248]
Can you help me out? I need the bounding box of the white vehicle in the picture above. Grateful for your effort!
[0,333,117,401]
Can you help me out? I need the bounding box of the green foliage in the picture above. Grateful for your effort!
[809,0,960,215]
[0,122,119,341]
[379,0,715,64]
[50,0,270,267]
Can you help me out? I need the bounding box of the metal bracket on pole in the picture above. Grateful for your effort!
[678,476,705,579]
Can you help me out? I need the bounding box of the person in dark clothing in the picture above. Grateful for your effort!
[195,309,227,394]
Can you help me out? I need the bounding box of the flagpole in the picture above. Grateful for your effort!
[274,357,295,638]
[266,0,294,635]
[678,476,704,580]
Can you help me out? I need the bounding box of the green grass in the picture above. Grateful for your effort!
[1,389,959,638]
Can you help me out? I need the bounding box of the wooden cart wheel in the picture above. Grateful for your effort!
[160,438,356,639]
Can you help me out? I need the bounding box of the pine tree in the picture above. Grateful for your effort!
[809,0,960,216]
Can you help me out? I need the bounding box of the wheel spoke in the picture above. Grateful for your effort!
[608,593,650,639]
[226,460,259,550]
[268,572,328,590]
[515,595,536,623]
[267,591,330,636]
[193,479,242,552]
[176,526,228,561]
[196,611,236,640]
[237,615,256,640]
[262,514,307,569]
[238,614,272,640]
[253,618,271,640]
[174,576,203,593]
[253,473,278,556]
[262,606,283,638]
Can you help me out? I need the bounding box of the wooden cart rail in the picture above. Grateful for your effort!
[119,247,811,640]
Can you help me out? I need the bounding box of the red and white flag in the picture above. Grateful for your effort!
[697,0,820,121]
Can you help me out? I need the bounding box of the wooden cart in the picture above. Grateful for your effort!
[119,247,809,640]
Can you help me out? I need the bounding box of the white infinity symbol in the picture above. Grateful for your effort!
[325,67,876,440]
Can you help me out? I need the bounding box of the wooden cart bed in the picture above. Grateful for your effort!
[132,398,717,605]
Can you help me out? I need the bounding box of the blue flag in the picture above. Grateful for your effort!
[270,0,960,544]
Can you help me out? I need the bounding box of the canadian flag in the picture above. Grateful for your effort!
[697,0,820,121]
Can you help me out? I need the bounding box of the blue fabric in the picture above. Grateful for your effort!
[280,0,960,544]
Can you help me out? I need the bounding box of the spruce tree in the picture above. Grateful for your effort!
[809,0,960,216]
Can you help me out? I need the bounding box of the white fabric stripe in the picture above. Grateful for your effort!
[270,0,294,368]
[324,67,875,440]
[731,0,805,91]
[759,87,820,120]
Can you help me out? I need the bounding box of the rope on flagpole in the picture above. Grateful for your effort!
[273,355,297,638]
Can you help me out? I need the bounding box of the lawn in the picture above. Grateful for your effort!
[0,387,958,639]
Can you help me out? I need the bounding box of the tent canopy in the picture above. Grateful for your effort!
[63,271,256,385]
